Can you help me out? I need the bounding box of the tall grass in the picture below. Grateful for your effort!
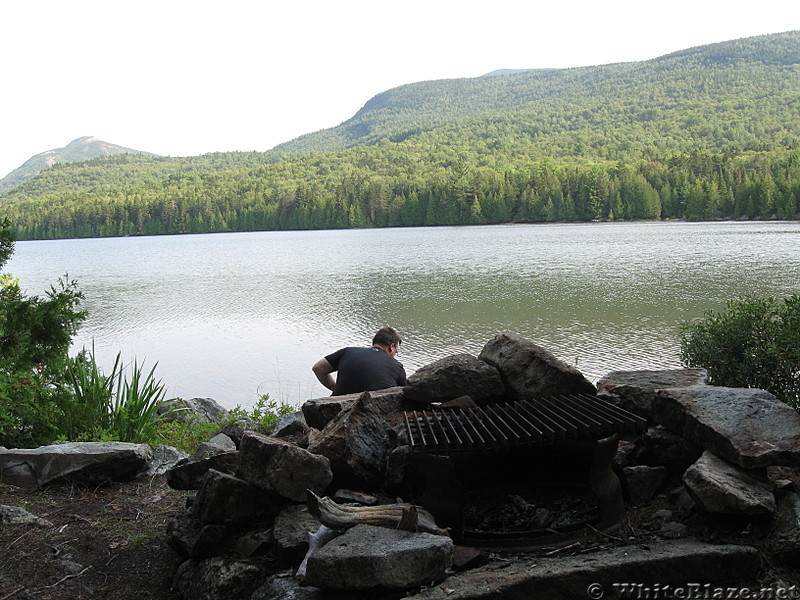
[66,349,167,443]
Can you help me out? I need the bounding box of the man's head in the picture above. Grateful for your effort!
[372,326,402,356]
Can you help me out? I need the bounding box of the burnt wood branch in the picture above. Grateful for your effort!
[306,490,449,536]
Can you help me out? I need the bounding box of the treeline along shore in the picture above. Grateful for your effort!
[2,147,799,240]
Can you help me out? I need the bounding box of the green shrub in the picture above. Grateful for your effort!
[680,295,800,407]
[227,394,294,433]
[152,418,220,454]
[0,370,67,448]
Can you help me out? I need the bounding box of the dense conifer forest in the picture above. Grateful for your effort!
[1,32,799,240]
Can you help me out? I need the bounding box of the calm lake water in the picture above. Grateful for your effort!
[7,222,800,409]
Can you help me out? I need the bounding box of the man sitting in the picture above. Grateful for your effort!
[312,327,407,396]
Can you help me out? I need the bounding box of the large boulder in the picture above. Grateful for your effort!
[652,386,800,468]
[596,368,708,418]
[302,387,403,431]
[306,393,397,490]
[304,524,453,590]
[404,353,507,406]
[237,432,332,502]
[478,332,596,400]
[0,442,152,491]
[683,451,776,516]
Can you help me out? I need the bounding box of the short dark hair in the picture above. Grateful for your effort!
[372,326,402,347]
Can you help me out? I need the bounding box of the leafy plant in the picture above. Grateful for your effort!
[680,295,800,407]
[227,394,294,433]
[152,418,220,454]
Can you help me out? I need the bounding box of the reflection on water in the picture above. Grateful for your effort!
[7,222,800,409]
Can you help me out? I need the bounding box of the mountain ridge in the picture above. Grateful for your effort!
[0,136,155,194]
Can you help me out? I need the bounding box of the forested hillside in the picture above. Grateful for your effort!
[0,136,154,195]
[1,32,799,240]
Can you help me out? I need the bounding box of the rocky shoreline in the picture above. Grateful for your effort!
[3,332,800,599]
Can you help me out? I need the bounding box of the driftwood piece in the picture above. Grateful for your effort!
[295,525,340,579]
[306,490,448,536]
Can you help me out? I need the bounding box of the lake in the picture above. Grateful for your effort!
[6,221,800,409]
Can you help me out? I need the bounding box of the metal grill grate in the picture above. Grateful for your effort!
[404,394,647,454]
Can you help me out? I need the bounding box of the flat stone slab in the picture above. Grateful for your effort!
[597,368,708,417]
[652,386,800,468]
[0,442,152,491]
[305,524,453,590]
[403,540,760,599]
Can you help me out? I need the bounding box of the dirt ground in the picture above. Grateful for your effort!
[0,476,193,600]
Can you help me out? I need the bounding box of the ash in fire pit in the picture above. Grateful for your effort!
[463,484,599,534]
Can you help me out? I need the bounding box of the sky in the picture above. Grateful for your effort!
[1,0,799,180]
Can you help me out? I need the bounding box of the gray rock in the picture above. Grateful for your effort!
[167,452,239,490]
[404,353,507,406]
[193,469,282,525]
[302,394,359,430]
[305,524,453,590]
[769,491,800,566]
[683,451,776,516]
[166,510,232,559]
[622,465,669,506]
[596,368,708,417]
[302,387,403,431]
[404,540,760,599]
[0,441,152,491]
[174,557,264,600]
[272,411,309,438]
[159,397,229,425]
[272,504,321,563]
[237,432,332,502]
[234,528,274,558]
[143,444,189,477]
[478,332,596,400]
[306,393,395,490]
[0,504,53,526]
[652,386,800,468]
[192,433,237,461]
[251,570,325,600]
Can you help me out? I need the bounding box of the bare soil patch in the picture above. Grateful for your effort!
[0,476,192,600]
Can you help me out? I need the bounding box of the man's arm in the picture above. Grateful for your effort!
[312,358,336,391]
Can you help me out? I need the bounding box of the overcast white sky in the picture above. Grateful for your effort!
[1,0,799,179]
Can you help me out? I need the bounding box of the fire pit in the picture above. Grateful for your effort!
[403,394,647,549]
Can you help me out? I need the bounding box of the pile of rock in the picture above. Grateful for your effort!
[598,369,800,568]
[5,331,800,598]
[162,332,606,599]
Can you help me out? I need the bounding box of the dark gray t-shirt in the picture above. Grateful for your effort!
[325,346,407,396]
